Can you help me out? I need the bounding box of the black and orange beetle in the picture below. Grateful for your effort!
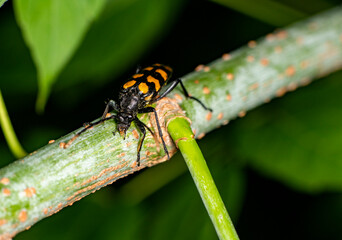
[65,64,212,166]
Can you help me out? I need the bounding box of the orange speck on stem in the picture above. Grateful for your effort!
[173,93,183,102]
[249,83,259,91]
[105,113,112,118]
[24,187,36,197]
[238,111,246,117]
[59,142,66,149]
[266,33,275,41]
[0,219,7,226]
[248,40,256,48]
[197,133,205,139]
[2,188,10,196]
[217,113,223,120]
[206,112,212,121]
[300,60,309,69]
[296,37,303,44]
[226,73,234,80]
[18,210,27,222]
[195,64,205,71]
[276,30,287,39]
[285,66,296,76]
[202,86,211,94]
[288,82,298,91]
[194,80,199,84]
[126,142,132,147]
[247,55,254,62]
[222,53,231,60]
[203,66,210,72]
[226,94,232,101]
[48,139,55,144]
[130,161,138,168]
[300,77,311,86]
[260,58,269,66]
[43,208,49,215]
[274,46,282,53]
[132,129,139,139]
[0,177,10,185]
[276,87,287,97]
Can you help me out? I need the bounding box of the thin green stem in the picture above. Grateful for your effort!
[167,117,239,240]
[0,90,27,159]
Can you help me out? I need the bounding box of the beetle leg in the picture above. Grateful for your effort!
[151,78,212,112]
[102,100,119,119]
[134,118,147,166]
[138,107,169,160]
[64,115,116,148]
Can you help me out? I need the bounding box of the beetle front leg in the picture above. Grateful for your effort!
[138,107,170,159]
[102,100,119,119]
[134,118,147,167]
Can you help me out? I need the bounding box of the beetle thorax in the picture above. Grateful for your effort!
[119,94,140,113]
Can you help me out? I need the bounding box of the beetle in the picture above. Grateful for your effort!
[65,63,212,166]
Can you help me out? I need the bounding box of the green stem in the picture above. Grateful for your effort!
[0,90,27,159]
[167,117,239,240]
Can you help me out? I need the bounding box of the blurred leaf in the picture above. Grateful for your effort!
[55,0,184,92]
[0,0,7,8]
[145,159,245,240]
[15,189,143,240]
[1,0,184,110]
[211,0,308,26]
[231,71,342,192]
[13,0,106,112]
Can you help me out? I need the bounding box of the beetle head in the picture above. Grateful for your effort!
[116,113,134,139]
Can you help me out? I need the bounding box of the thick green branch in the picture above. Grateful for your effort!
[1,6,342,238]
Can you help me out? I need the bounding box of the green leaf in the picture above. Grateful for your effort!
[0,0,7,8]
[13,0,106,113]
[211,0,308,26]
[231,72,342,192]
